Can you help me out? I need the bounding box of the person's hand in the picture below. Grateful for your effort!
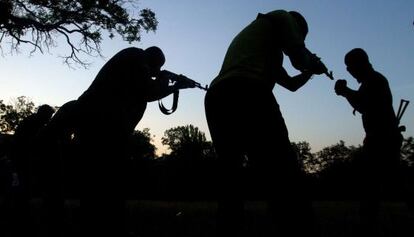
[309,54,328,75]
[335,79,348,96]
[157,70,171,87]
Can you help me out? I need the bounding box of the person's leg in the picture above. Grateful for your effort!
[205,83,247,236]
[80,138,99,236]
[359,136,403,237]
[43,147,65,237]
[206,80,316,236]
[245,90,315,236]
[82,137,126,236]
[102,141,126,236]
[358,143,381,236]
[11,171,32,237]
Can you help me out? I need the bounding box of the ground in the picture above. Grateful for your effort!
[1,199,413,237]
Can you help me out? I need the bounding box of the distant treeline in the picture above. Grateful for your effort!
[1,96,413,200]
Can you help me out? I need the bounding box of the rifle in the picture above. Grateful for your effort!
[312,55,334,80]
[161,70,208,91]
[323,68,334,80]
[397,99,410,132]
[158,70,208,115]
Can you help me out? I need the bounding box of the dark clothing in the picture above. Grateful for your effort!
[9,113,52,236]
[205,77,300,183]
[205,9,316,236]
[77,47,148,134]
[341,69,403,235]
[0,134,14,189]
[37,100,79,237]
[37,100,80,196]
[210,10,304,89]
[12,113,49,186]
[344,70,400,139]
[205,77,313,236]
[76,47,152,236]
[357,135,403,236]
[342,69,402,172]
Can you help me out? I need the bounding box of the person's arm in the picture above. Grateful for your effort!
[275,67,313,92]
[335,79,365,113]
[275,11,327,75]
[285,46,328,76]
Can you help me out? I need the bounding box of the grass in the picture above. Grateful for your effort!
[1,198,413,237]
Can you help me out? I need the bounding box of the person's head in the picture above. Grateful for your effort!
[144,46,165,76]
[345,48,372,83]
[289,11,308,39]
[36,104,55,123]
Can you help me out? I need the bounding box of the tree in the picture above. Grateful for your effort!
[314,140,357,172]
[401,136,414,167]
[291,141,316,174]
[161,124,215,161]
[0,0,157,66]
[128,128,156,161]
[0,96,35,133]
[160,125,217,198]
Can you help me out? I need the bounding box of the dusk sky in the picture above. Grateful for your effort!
[1,0,413,155]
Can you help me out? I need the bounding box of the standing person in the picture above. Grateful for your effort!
[9,104,55,237]
[334,48,403,235]
[75,46,195,236]
[204,10,328,236]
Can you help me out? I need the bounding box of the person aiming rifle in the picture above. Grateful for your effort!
[204,10,329,236]
[73,46,195,236]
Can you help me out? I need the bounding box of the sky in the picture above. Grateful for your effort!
[0,0,413,155]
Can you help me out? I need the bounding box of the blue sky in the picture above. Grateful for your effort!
[0,0,413,155]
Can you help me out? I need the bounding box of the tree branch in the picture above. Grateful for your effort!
[0,0,158,66]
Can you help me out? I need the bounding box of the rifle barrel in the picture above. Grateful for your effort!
[325,71,334,80]
[195,84,208,91]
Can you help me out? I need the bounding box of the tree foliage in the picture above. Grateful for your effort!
[0,0,158,66]
[401,136,414,167]
[291,141,315,173]
[292,140,363,174]
[314,140,360,172]
[128,128,156,161]
[0,96,36,133]
[161,124,216,161]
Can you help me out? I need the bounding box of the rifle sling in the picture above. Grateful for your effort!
[158,90,179,115]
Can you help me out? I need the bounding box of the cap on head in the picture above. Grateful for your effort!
[289,11,308,39]
[345,48,371,68]
[144,46,165,69]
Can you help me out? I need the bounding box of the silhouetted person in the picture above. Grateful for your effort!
[335,48,403,235]
[204,10,328,236]
[36,100,79,237]
[0,133,14,193]
[9,104,55,237]
[74,46,194,236]
[0,133,15,236]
